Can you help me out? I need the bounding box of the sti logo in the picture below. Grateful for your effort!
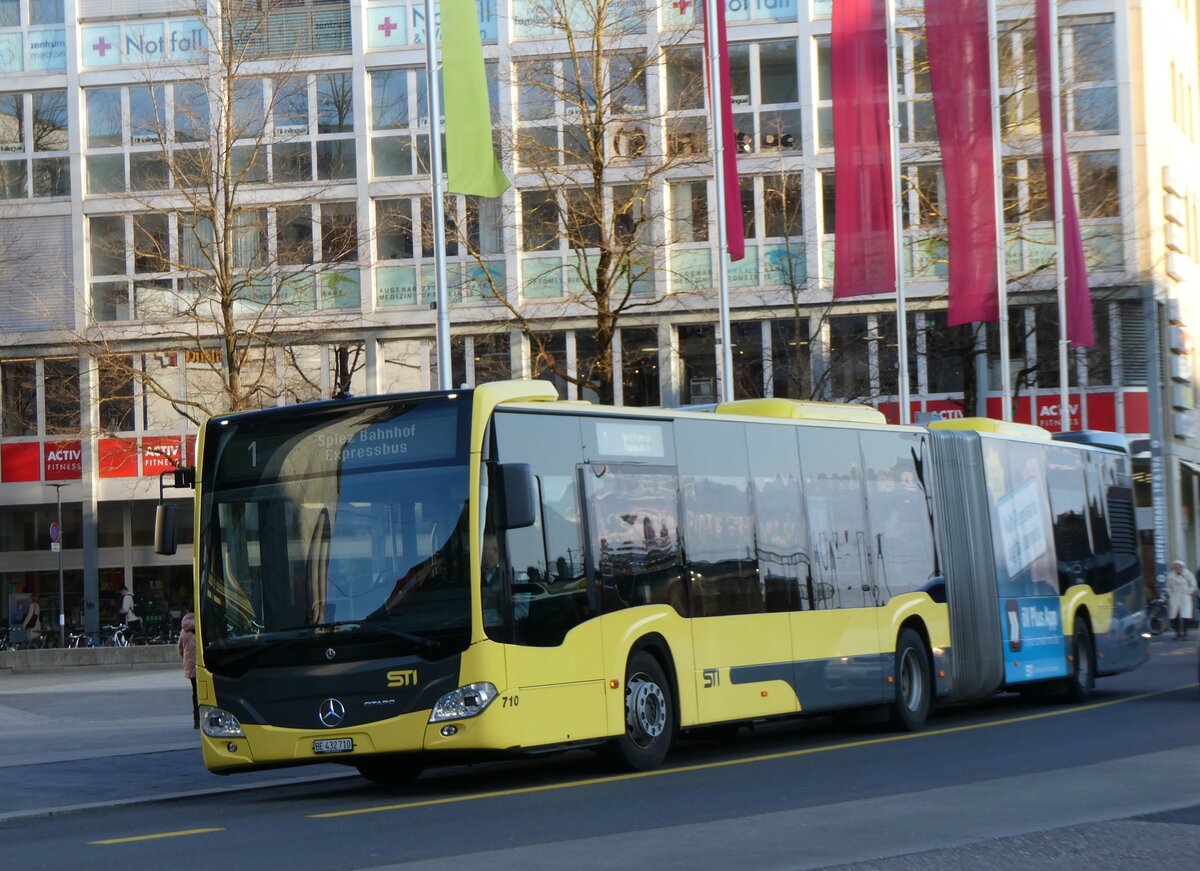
[702,668,720,688]
[387,669,418,688]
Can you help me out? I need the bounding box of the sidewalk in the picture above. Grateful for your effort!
[0,663,351,822]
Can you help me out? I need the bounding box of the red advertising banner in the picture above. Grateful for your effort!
[1,443,41,482]
[141,436,184,477]
[1084,391,1117,431]
[44,440,83,480]
[98,438,139,478]
[1122,389,1150,434]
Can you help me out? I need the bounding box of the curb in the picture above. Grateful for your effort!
[0,645,178,673]
[0,769,358,824]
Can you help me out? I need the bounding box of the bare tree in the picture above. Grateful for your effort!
[72,0,365,431]
[440,0,707,403]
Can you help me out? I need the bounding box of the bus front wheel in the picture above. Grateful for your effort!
[889,628,931,732]
[1066,616,1095,703]
[608,651,675,771]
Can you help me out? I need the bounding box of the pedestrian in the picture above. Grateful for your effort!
[177,611,198,728]
[119,586,140,626]
[1166,560,1196,641]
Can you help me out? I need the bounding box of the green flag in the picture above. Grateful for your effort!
[442,0,509,197]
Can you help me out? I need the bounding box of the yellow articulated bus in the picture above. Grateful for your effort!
[155,379,1148,781]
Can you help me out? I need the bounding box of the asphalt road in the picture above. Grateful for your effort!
[0,638,1197,869]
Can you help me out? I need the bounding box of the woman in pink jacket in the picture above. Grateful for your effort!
[177,612,198,728]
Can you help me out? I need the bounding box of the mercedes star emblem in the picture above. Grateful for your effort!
[319,698,346,728]
[325,648,336,661]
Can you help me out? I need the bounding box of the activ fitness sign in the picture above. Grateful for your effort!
[81,19,207,69]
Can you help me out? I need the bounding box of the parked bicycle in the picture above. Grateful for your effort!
[100,623,132,647]
[1147,596,1169,636]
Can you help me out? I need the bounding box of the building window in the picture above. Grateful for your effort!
[896,32,935,144]
[98,355,134,433]
[729,40,800,155]
[664,45,708,157]
[668,180,708,244]
[815,37,833,150]
[369,67,426,177]
[829,316,870,400]
[0,359,36,436]
[678,324,716,404]
[223,0,352,58]
[44,358,80,433]
[999,17,1118,135]
[771,318,810,399]
[0,90,69,199]
[514,53,645,169]
[621,327,659,406]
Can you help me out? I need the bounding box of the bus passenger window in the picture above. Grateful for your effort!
[676,420,760,617]
[747,424,808,612]
[584,466,685,616]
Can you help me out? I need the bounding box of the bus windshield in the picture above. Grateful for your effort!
[197,396,472,673]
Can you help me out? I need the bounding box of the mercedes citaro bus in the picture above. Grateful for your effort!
[155,380,1147,781]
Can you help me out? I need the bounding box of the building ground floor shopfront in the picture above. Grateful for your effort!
[0,295,1184,632]
[0,496,193,635]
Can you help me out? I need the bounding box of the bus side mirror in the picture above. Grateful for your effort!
[154,503,178,555]
[493,463,537,530]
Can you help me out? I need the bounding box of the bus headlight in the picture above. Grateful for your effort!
[429,682,498,723]
[200,706,245,738]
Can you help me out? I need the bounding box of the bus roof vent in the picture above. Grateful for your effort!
[475,379,561,406]
[928,417,1051,440]
[713,398,886,425]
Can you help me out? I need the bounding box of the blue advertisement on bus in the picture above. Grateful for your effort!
[984,441,1069,685]
[1000,596,1068,683]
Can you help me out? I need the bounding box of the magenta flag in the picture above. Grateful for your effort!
[832,0,895,297]
[703,1,745,261]
[1035,0,1094,346]
[926,0,999,326]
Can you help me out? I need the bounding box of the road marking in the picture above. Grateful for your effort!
[308,682,1198,820]
[90,827,224,845]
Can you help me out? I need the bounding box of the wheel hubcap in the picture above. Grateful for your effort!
[626,673,667,744]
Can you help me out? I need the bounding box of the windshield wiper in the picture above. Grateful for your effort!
[312,620,442,656]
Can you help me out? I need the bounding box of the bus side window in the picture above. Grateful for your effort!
[799,428,868,610]
[859,431,938,602]
[746,423,809,612]
[676,419,760,617]
[584,465,685,616]
[492,411,592,646]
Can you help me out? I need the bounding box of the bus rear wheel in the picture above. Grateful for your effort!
[355,755,424,784]
[608,651,674,771]
[1066,616,1095,703]
[889,628,931,732]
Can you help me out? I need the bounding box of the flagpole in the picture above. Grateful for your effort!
[424,0,452,390]
[885,0,911,424]
[987,0,1012,421]
[705,0,735,404]
[1048,0,1069,431]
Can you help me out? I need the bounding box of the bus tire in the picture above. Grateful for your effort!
[608,650,675,771]
[355,755,424,785]
[1066,616,1095,703]
[889,628,931,732]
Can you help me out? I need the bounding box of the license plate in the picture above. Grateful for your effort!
[313,738,353,754]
